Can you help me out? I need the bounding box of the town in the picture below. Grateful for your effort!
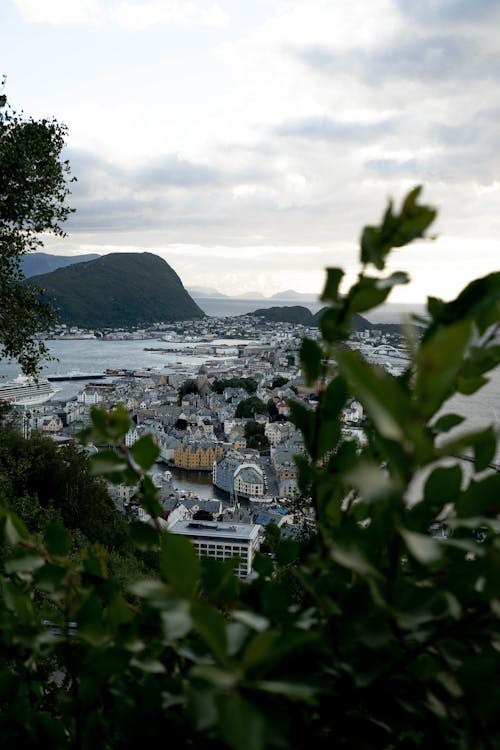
[9,313,410,576]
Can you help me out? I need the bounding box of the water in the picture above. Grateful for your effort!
[167,466,228,501]
[0,338,243,401]
[194,297,425,324]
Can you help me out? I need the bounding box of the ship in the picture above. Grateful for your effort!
[0,375,60,406]
[47,370,105,382]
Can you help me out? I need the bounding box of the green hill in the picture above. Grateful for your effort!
[28,252,205,328]
[250,305,373,330]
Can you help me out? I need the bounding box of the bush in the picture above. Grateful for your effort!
[0,187,499,749]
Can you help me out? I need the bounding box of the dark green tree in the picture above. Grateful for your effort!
[272,376,288,389]
[211,377,258,395]
[235,396,267,418]
[244,420,270,451]
[0,80,74,374]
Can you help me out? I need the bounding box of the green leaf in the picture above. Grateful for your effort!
[130,657,166,674]
[218,693,266,750]
[161,600,192,641]
[2,511,30,545]
[335,349,418,446]
[33,563,67,593]
[191,602,228,664]
[456,374,488,395]
[330,540,381,579]
[360,186,436,269]
[320,307,350,342]
[473,426,497,471]
[456,475,500,518]
[4,549,45,574]
[299,337,323,386]
[432,413,465,433]
[347,273,408,315]
[160,531,201,597]
[252,679,316,700]
[275,539,300,566]
[44,521,71,556]
[130,520,160,551]
[415,318,472,418]
[346,461,399,504]
[1,580,36,621]
[89,449,128,476]
[322,375,348,420]
[424,465,462,506]
[288,401,315,455]
[400,528,443,565]
[130,434,160,470]
[232,610,270,633]
[424,271,500,336]
[251,552,274,578]
[321,267,344,303]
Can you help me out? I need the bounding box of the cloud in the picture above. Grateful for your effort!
[112,1,229,29]
[14,0,229,28]
[15,0,104,26]
[274,115,396,141]
[298,34,499,85]
[395,0,500,23]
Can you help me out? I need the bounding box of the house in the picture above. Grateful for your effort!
[173,440,225,471]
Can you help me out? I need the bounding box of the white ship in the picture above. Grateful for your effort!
[0,375,59,406]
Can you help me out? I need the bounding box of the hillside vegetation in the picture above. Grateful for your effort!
[250,304,372,329]
[27,252,205,328]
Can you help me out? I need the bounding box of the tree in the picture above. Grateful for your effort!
[0,80,74,374]
[272,376,288,389]
[244,420,270,451]
[177,379,198,404]
[211,377,258,395]
[235,396,267,418]
[0,188,499,748]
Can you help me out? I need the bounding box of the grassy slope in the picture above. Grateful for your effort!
[27,252,205,327]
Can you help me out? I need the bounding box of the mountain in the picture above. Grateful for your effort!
[21,252,101,278]
[187,286,229,298]
[249,305,373,329]
[27,252,205,328]
[250,306,317,325]
[271,289,318,301]
[238,291,266,299]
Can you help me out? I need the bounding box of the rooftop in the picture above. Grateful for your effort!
[169,519,259,542]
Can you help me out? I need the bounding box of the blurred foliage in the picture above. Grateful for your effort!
[0,187,499,749]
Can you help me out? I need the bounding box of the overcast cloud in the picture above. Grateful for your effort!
[2,0,499,300]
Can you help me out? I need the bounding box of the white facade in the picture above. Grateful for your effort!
[169,520,260,578]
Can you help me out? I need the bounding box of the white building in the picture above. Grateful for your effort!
[169,520,260,578]
[234,463,265,498]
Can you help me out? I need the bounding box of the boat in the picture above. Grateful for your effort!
[0,375,60,406]
[47,370,105,382]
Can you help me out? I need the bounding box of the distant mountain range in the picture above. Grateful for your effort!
[270,289,318,301]
[188,285,318,301]
[21,252,101,278]
[26,252,205,328]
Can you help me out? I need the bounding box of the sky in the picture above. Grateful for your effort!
[2,0,500,300]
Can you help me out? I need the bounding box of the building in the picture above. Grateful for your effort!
[173,440,224,471]
[212,449,262,496]
[234,463,265,498]
[169,519,260,578]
